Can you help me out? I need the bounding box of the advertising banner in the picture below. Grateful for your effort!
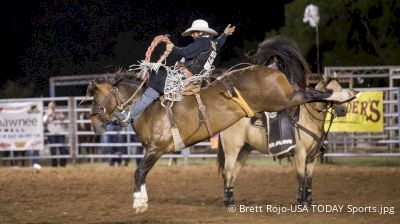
[0,102,44,150]
[325,91,384,132]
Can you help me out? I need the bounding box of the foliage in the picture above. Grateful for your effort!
[267,0,400,68]
[0,79,35,99]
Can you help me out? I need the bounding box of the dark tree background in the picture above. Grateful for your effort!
[1,0,399,97]
[268,0,400,71]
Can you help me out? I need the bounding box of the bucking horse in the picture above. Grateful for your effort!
[84,36,357,214]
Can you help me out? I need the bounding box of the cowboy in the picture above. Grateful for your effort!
[116,19,235,124]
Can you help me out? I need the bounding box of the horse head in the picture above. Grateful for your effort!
[84,73,143,135]
[315,77,348,117]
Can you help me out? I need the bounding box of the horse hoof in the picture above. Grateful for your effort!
[298,201,308,206]
[133,206,148,214]
[224,200,234,207]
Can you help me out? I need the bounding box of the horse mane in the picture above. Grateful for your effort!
[251,36,310,90]
[85,69,142,97]
[95,69,142,84]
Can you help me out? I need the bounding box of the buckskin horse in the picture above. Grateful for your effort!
[85,36,357,214]
[217,77,348,207]
[217,36,351,207]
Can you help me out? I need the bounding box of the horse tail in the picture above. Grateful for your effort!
[251,36,311,91]
[216,135,225,176]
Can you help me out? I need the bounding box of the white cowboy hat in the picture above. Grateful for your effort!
[181,19,218,37]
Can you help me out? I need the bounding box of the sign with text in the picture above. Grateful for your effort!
[0,102,44,150]
[325,91,384,132]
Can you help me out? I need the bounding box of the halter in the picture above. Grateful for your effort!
[302,77,343,121]
[303,102,336,122]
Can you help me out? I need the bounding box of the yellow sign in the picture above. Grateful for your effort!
[325,91,384,132]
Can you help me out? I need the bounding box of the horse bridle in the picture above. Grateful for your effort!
[90,80,146,126]
[303,102,336,121]
[303,77,347,121]
[90,87,125,124]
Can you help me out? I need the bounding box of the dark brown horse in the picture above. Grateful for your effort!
[85,41,357,214]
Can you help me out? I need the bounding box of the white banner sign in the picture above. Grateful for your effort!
[0,102,44,151]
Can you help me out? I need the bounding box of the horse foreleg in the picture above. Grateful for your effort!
[304,160,317,205]
[294,147,307,205]
[133,149,163,214]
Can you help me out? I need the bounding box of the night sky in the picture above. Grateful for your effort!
[1,0,289,96]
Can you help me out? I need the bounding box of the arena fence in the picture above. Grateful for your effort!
[324,66,400,156]
[1,91,399,165]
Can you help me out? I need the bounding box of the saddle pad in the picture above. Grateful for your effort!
[267,111,296,156]
[248,111,296,156]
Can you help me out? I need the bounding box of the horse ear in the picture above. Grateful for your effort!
[322,75,330,84]
[79,97,92,105]
[79,81,97,105]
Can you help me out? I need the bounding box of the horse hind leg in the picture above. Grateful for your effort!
[227,146,252,205]
[289,90,332,107]
[288,89,357,107]
[223,151,239,207]
[220,143,244,207]
[218,127,247,207]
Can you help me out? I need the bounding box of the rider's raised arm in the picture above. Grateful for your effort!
[172,38,210,59]
[214,33,227,51]
[215,24,235,50]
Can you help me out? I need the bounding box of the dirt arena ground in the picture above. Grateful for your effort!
[0,161,399,224]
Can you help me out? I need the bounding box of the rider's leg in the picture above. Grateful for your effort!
[116,68,167,124]
[131,87,160,119]
[116,87,160,122]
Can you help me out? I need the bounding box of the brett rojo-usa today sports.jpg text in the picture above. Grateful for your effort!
[227,204,395,215]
